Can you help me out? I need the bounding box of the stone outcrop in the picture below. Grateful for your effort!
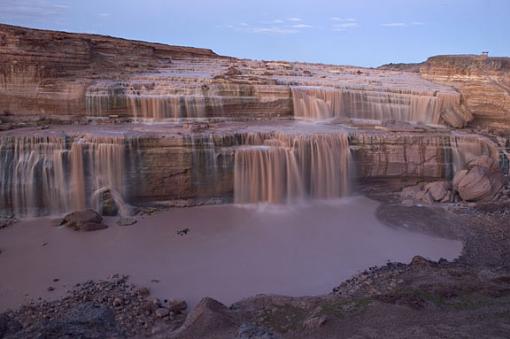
[453,156,504,201]
[401,181,453,205]
[1,24,466,127]
[170,298,237,339]
[0,24,508,217]
[420,55,510,128]
[1,123,500,217]
[0,23,219,120]
[400,155,505,204]
[380,55,510,128]
[60,209,108,231]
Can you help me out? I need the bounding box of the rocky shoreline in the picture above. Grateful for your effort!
[1,23,509,338]
[2,193,510,339]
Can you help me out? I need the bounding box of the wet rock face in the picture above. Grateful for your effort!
[453,156,504,201]
[97,189,119,216]
[0,23,218,120]
[60,209,108,231]
[1,24,468,127]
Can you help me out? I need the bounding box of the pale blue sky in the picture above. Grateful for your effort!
[0,0,508,67]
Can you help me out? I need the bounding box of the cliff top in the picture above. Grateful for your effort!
[0,23,219,59]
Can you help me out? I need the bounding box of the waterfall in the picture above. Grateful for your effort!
[0,135,128,217]
[85,82,232,120]
[0,136,69,217]
[234,133,351,204]
[291,86,461,125]
[450,135,500,175]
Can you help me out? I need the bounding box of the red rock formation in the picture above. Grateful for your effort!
[0,23,219,119]
[420,55,510,127]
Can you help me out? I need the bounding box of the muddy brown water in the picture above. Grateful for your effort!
[0,196,462,312]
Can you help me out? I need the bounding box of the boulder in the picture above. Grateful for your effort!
[417,190,434,204]
[168,299,187,314]
[155,308,170,318]
[60,209,108,232]
[97,189,119,216]
[400,184,423,201]
[469,155,500,172]
[401,181,453,205]
[410,255,433,267]
[424,181,450,202]
[453,156,504,201]
[117,216,137,226]
[440,106,473,128]
[452,169,468,188]
[172,298,237,338]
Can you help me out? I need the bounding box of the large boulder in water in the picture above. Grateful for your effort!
[97,189,119,216]
[453,156,504,201]
[60,209,108,232]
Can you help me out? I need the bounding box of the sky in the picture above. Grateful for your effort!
[0,0,509,67]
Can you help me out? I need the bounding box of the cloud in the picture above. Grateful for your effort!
[251,26,300,34]
[381,21,425,27]
[331,18,359,32]
[330,17,357,22]
[381,22,408,27]
[291,24,313,29]
[337,22,358,28]
[0,0,70,21]
[98,13,110,17]
[224,17,314,35]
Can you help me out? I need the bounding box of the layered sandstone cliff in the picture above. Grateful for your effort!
[383,55,510,128]
[1,24,467,126]
[0,24,507,217]
[0,23,219,119]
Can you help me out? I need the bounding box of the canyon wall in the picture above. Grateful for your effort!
[420,55,510,128]
[1,24,470,126]
[0,125,499,216]
[0,23,218,119]
[0,25,507,217]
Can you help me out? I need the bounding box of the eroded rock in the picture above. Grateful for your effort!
[401,181,453,205]
[453,156,504,201]
[97,189,119,216]
[424,181,450,202]
[60,209,108,232]
[172,297,237,338]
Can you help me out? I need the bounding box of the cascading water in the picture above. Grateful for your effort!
[450,135,500,174]
[85,82,238,120]
[0,136,69,217]
[234,132,351,204]
[291,86,462,125]
[0,135,128,217]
